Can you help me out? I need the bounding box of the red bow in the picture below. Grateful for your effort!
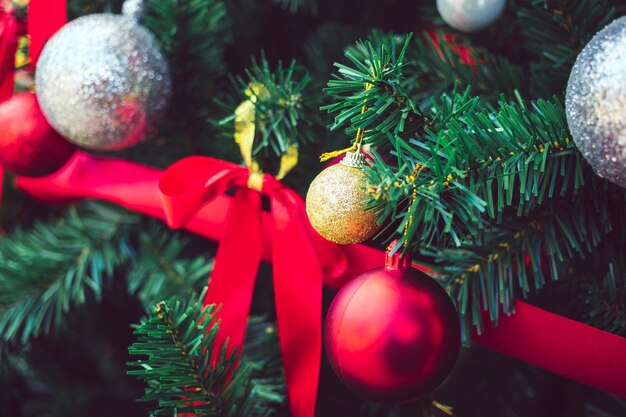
[159,156,346,417]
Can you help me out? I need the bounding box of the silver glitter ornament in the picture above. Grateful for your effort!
[566,17,626,189]
[35,12,170,151]
[436,0,506,33]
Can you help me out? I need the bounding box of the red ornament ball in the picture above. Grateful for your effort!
[325,251,461,403]
[0,92,74,177]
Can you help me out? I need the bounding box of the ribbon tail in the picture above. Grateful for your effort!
[271,190,321,417]
[0,165,4,204]
[28,0,67,66]
[205,187,264,359]
[0,13,20,101]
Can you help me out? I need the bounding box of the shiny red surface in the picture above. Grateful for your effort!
[325,265,461,402]
[0,92,74,176]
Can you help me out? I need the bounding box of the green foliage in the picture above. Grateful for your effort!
[242,316,286,406]
[583,259,626,336]
[272,0,317,14]
[0,202,216,345]
[68,0,121,18]
[302,22,362,79]
[127,222,214,309]
[367,89,585,249]
[132,0,232,167]
[0,203,137,344]
[404,31,528,103]
[514,0,623,96]
[217,54,322,175]
[144,0,231,100]
[322,34,425,148]
[128,289,271,417]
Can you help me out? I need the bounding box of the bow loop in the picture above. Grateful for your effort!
[159,156,249,228]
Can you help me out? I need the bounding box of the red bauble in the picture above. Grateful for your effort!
[0,92,74,177]
[325,249,461,403]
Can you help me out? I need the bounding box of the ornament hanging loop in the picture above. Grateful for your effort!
[401,163,424,249]
[319,72,374,162]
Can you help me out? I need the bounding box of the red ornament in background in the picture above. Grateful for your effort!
[0,92,74,176]
[325,245,461,402]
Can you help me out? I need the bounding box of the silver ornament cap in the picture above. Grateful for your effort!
[122,0,145,20]
[436,0,506,33]
[35,13,171,151]
[566,17,626,188]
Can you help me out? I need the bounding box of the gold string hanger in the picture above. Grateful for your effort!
[402,162,425,249]
[319,71,375,162]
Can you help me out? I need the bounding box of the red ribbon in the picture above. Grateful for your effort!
[28,0,67,66]
[0,11,20,100]
[0,0,66,202]
[15,152,626,400]
[0,10,20,202]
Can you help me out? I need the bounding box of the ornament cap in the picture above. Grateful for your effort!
[122,0,145,19]
[340,144,365,168]
[385,240,412,270]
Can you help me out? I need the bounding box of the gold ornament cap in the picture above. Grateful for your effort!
[340,147,365,168]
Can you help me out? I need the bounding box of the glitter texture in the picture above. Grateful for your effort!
[566,17,626,188]
[35,14,171,151]
[306,163,380,244]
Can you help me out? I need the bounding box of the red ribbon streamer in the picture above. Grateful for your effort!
[28,0,67,66]
[473,302,626,398]
[0,10,21,203]
[0,0,66,203]
[15,152,626,401]
[0,11,20,100]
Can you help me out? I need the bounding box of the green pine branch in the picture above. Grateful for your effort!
[583,260,626,336]
[403,30,528,104]
[0,203,138,343]
[67,0,119,18]
[321,30,529,152]
[514,0,623,96]
[322,34,426,148]
[216,54,322,175]
[367,89,586,249]
[243,316,286,406]
[144,0,231,100]
[562,227,626,336]
[272,0,317,14]
[128,289,271,417]
[422,189,618,337]
[127,222,214,309]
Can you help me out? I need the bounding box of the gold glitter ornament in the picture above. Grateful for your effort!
[306,149,380,244]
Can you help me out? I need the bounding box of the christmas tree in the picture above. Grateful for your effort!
[1,0,626,416]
